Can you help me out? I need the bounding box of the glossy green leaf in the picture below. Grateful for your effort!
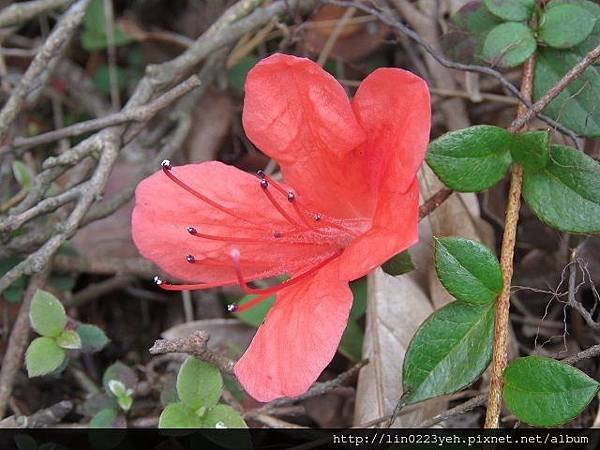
[522,145,600,233]
[534,0,600,139]
[539,5,596,49]
[381,251,415,276]
[200,404,247,428]
[426,125,513,192]
[510,130,549,171]
[482,22,536,68]
[177,357,223,410]
[77,323,109,353]
[159,402,203,428]
[484,0,535,21]
[402,302,495,404]
[434,237,502,305]
[29,289,67,337]
[103,361,138,394]
[25,337,66,377]
[234,294,274,328]
[55,329,82,350]
[504,356,600,426]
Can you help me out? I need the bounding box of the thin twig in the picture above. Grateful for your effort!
[3,75,201,155]
[102,0,120,110]
[0,0,91,143]
[0,0,74,28]
[324,0,580,145]
[149,330,236,375]
[484,56,536,429]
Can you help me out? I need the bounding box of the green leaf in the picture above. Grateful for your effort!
[200,404,247,428]
[81,0,133,51]
[12,161,33,191]
[25,337,66,377]
[91,65,128,96]
[402,302,495,404]
[0,257,26,303]
[102,362,138,394]
[159,402,203,428]
[234,294,274,328]
[484,0,535,21]
[13,434,38,450]
[426,125,513,192]
[349,277,368,320]
[381,251,415,276]
[55,329,82,350]
[510,130,549,171]
[77,323,109,353]
[227,56,259,93]
[177,357,223,410]
[503,356,600,426]
[539,5,596,49]
[534,0,600,139]
[442,1,503,65]
[434,237,502,305]
[29,289,67,337]
[339,320,364,363]
[107,380,133,411]
[482,22,536,68]
[522,144,600,233]
[89,408,123,428]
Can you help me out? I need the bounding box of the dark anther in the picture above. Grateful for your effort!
[256,170,266,179]
[287,191,295,202]
[153,275,163,285]
[260,179,269,189]
[185,254,195,263]
[161,159,172,170]
[227,304,238,312]
[314,213,322,222]
[186,226,197,235]
[273,231,283,238]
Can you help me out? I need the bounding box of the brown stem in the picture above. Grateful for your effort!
[484,56,535,429]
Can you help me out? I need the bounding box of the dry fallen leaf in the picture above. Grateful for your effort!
[353,268,442,426]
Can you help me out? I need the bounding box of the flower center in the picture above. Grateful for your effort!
[153,160,362,311]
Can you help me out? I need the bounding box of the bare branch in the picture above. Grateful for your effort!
[0,0,92,142]
[149,330,236,375]
[0,0,74,28]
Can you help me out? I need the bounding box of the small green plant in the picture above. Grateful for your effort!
[25,289,109,378]
[159,357,246,428]
[81,362,137,427]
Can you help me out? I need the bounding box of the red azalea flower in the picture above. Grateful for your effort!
[131,53,430,402]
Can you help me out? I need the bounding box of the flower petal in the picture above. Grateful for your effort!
[131,161,337,284]
[234,259,352,402]
[242,53,368,218]
[338,178,419,281]
[352,67,431,194]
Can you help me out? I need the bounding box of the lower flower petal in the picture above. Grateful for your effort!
[338,178,419,281]
[234,259,352,402]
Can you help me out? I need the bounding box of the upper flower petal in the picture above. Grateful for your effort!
[338,178,419,281]
[234,259,352,402]
[351,67,431,194]
[131,161,337,284]
[242,53,369,218]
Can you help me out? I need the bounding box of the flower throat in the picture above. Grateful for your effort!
[152,160,354,312]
